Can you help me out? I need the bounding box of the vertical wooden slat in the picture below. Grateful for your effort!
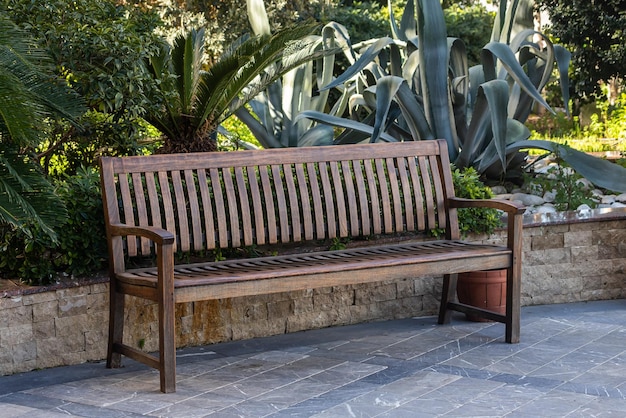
[386,157,403,232]
[197,169,216,249]
[352,159,371,236]
[171,170,190,252]
[341,161,360,237]
[247,166,267,245]
[295,164,314,240]
[210,168,229,248]
[397,157,415,231]
[417,156,436,230]
[183,170,203,251]
[145,172,162,230]
[375,158,393,233]
[318,161,336,239]
[271,165,290,242]
[330,161,348,237]
[407,157,426,231]
[158,171,177,251]
[222,167,241,247]
[118,174,137,256]
[306,162,325,239]
[430,154,447,230]
[259,166,278,244]
[364,159,381,235]
[283,164,302,242]
[131,172,151,255]
[235,167,253,246]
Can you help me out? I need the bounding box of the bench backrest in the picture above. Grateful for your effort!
[99,139,459,258]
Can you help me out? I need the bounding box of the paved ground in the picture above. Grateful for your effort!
[1,299,625,417]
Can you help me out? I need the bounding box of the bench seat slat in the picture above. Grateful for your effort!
[116,241,511,289]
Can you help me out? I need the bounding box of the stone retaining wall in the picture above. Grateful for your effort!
[1,209,625,376]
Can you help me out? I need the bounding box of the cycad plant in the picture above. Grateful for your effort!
[0,16,84,240]
[144,22,328,153]
[298,0,626,192]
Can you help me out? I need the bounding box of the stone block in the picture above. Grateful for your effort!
[0,324,33,347]
[569,245,599,263]
[354,282,397,304]
[396,278,415,298]
[0,305,32,328]
[564,230,593,248]
[292,295,314,314]
[57,295,88,317]
[55,314,89,337]
[32,300,58,323]
[267,299,294,318]
[523,247,571,266]
[531,232,565,250]
[33,320,55,340]
[12,341,37,364]
[0,297,23,310]
[87,291,108,313]
[21,291,57,306]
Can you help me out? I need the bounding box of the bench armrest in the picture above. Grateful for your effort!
[109,223,176,245]
[448,197,525,215]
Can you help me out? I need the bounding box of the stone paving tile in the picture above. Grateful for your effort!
[2,300,626,417]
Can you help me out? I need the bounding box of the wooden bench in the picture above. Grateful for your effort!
[99,139,525,393]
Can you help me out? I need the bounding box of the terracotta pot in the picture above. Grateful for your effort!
[457,269,507,322]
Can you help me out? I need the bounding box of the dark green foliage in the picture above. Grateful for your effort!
[452,167,502,237]
[535,0,626,101]
[527,164,597,211]
[431,166,502,238]
[1,0,165,172]
[444,4,495,66]
[321,2,390,43]
[0,167,107,285]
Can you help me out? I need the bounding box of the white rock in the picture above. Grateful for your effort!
[510,193,545,207]
[543,190,557,203]
[591,189,605,198]
[601,195,616,204]
[577,204,592,211]
[615,193,626,203]
[535,205,558,214]
[610,202,626,208]
[490,185,508,195]
[493,193,513,201]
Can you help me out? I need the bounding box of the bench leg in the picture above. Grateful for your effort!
[106,281,124,368]
[505,267,521,343]
[438,273,457,324]
[158,250,176,393]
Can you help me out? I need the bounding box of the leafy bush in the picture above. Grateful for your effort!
[0,167,107,285]
[525,165,598,211]
[431,166,502,238]
[452,167,502,237]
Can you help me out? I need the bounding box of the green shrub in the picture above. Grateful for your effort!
[525,164,598,211]
[432,166,502,238]
[0,167,107,285]
[452,167,502,237]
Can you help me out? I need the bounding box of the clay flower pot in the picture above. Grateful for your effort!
[457,269,507,322]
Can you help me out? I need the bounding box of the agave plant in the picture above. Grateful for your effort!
[297,0,626,192]
[0,16,84,240]
[231,0,356,148]
[144,22,327,153]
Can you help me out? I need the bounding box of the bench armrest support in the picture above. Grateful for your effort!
[109,223,176,245]
[448,197,525,215]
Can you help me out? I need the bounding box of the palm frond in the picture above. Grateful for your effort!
[0,152,66,240]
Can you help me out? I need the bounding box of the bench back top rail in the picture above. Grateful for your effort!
[99,140,459,257]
